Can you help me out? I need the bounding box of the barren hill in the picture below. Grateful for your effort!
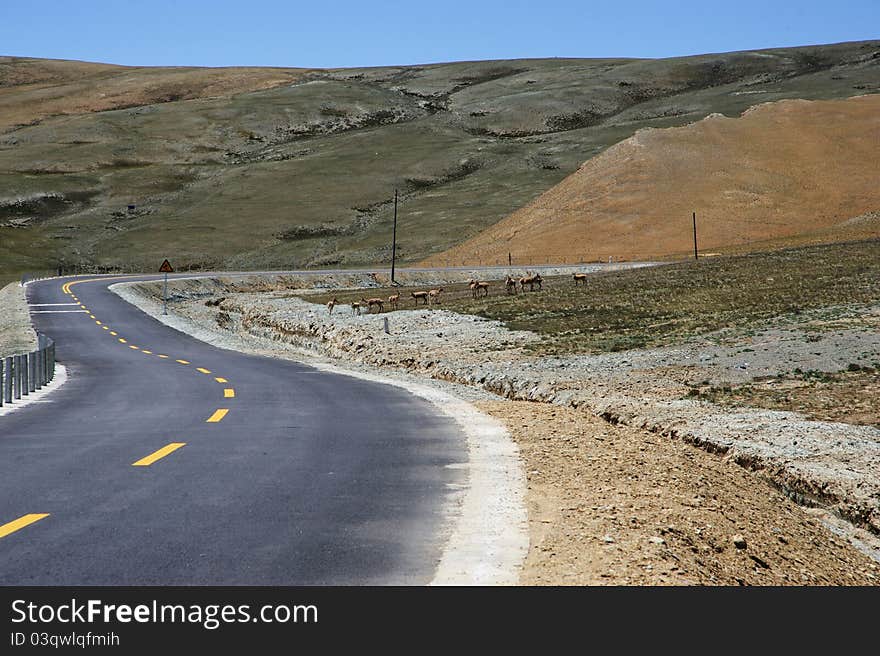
[425,94,880,265]
[1,41,879,276]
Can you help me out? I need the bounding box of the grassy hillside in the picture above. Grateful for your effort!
[1,41,879,276]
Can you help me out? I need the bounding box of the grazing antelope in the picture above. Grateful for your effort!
[520,272,543,292]
[388,292,400,310]
[362,296,385,313]
[428,287,444,305]
[505,275,518,294]
[468,279,489,298]
[573,273,588,286]
[327,297,339,314]
[411,290,429,306]
[351,301,363,315]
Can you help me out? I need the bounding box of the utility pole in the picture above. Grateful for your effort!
[391,188,398,284]
[693,212,699,261]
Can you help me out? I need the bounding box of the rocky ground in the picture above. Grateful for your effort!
[116,271,880,583]
[484,400,877,585]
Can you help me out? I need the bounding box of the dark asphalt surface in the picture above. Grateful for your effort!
[0,275,466,585]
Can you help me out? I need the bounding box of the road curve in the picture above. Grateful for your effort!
[0,275,466,584]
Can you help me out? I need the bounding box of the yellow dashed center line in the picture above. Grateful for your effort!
[0,513,50,539]
[132,443,186,467]
[60,275,237,441]
[206,409,229,423]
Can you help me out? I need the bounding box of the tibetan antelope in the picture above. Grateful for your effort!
[351,301,363,315]
[428,288,444,305]
[520,272,543,292]
[468,279,489,298]
[327,297,338,314]
[573,273,588,286]
[505,275,518,294]
[362,296,385,313]
[411,290,429,306]
[388,292,400,310]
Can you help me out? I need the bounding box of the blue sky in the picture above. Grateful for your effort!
[2,1,877,68]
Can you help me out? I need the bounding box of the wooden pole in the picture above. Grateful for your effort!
[391,189,398,283]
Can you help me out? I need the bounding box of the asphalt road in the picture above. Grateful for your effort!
[0,275,466,584]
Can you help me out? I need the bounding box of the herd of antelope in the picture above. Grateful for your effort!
[326,271,591,315]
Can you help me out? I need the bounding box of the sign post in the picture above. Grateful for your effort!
[159,259,174,314]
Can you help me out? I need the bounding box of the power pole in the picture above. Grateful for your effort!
[391,188,398,283]
[693,212,699,261]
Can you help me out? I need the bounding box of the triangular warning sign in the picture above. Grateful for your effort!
[159,259,174,273]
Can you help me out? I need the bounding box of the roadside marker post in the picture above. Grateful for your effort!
[159,259,174,315]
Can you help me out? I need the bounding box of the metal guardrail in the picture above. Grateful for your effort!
[0,333,56,407]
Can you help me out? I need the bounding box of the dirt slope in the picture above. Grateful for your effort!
[425,94,880,265]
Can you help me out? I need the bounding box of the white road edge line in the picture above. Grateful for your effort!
[311,361,529,586]
[29,310,89,314]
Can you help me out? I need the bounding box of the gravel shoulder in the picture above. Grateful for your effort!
[114,272,880,584]
[0,281,37,357]
[481,400,877,585]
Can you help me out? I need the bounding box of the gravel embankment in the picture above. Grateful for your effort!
[0,282,37,357]
[118,274,880,542]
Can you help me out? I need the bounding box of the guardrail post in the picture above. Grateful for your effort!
[0,357,4,407]
[10,356,18,400]
[28,352,35,393]
[37,348,44,390]
[12,355,21,399]
[49,343,55,381]
[19,354,27,397]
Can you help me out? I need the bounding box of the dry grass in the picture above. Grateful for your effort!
[308,239,880,355]
[688,367,880,428]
